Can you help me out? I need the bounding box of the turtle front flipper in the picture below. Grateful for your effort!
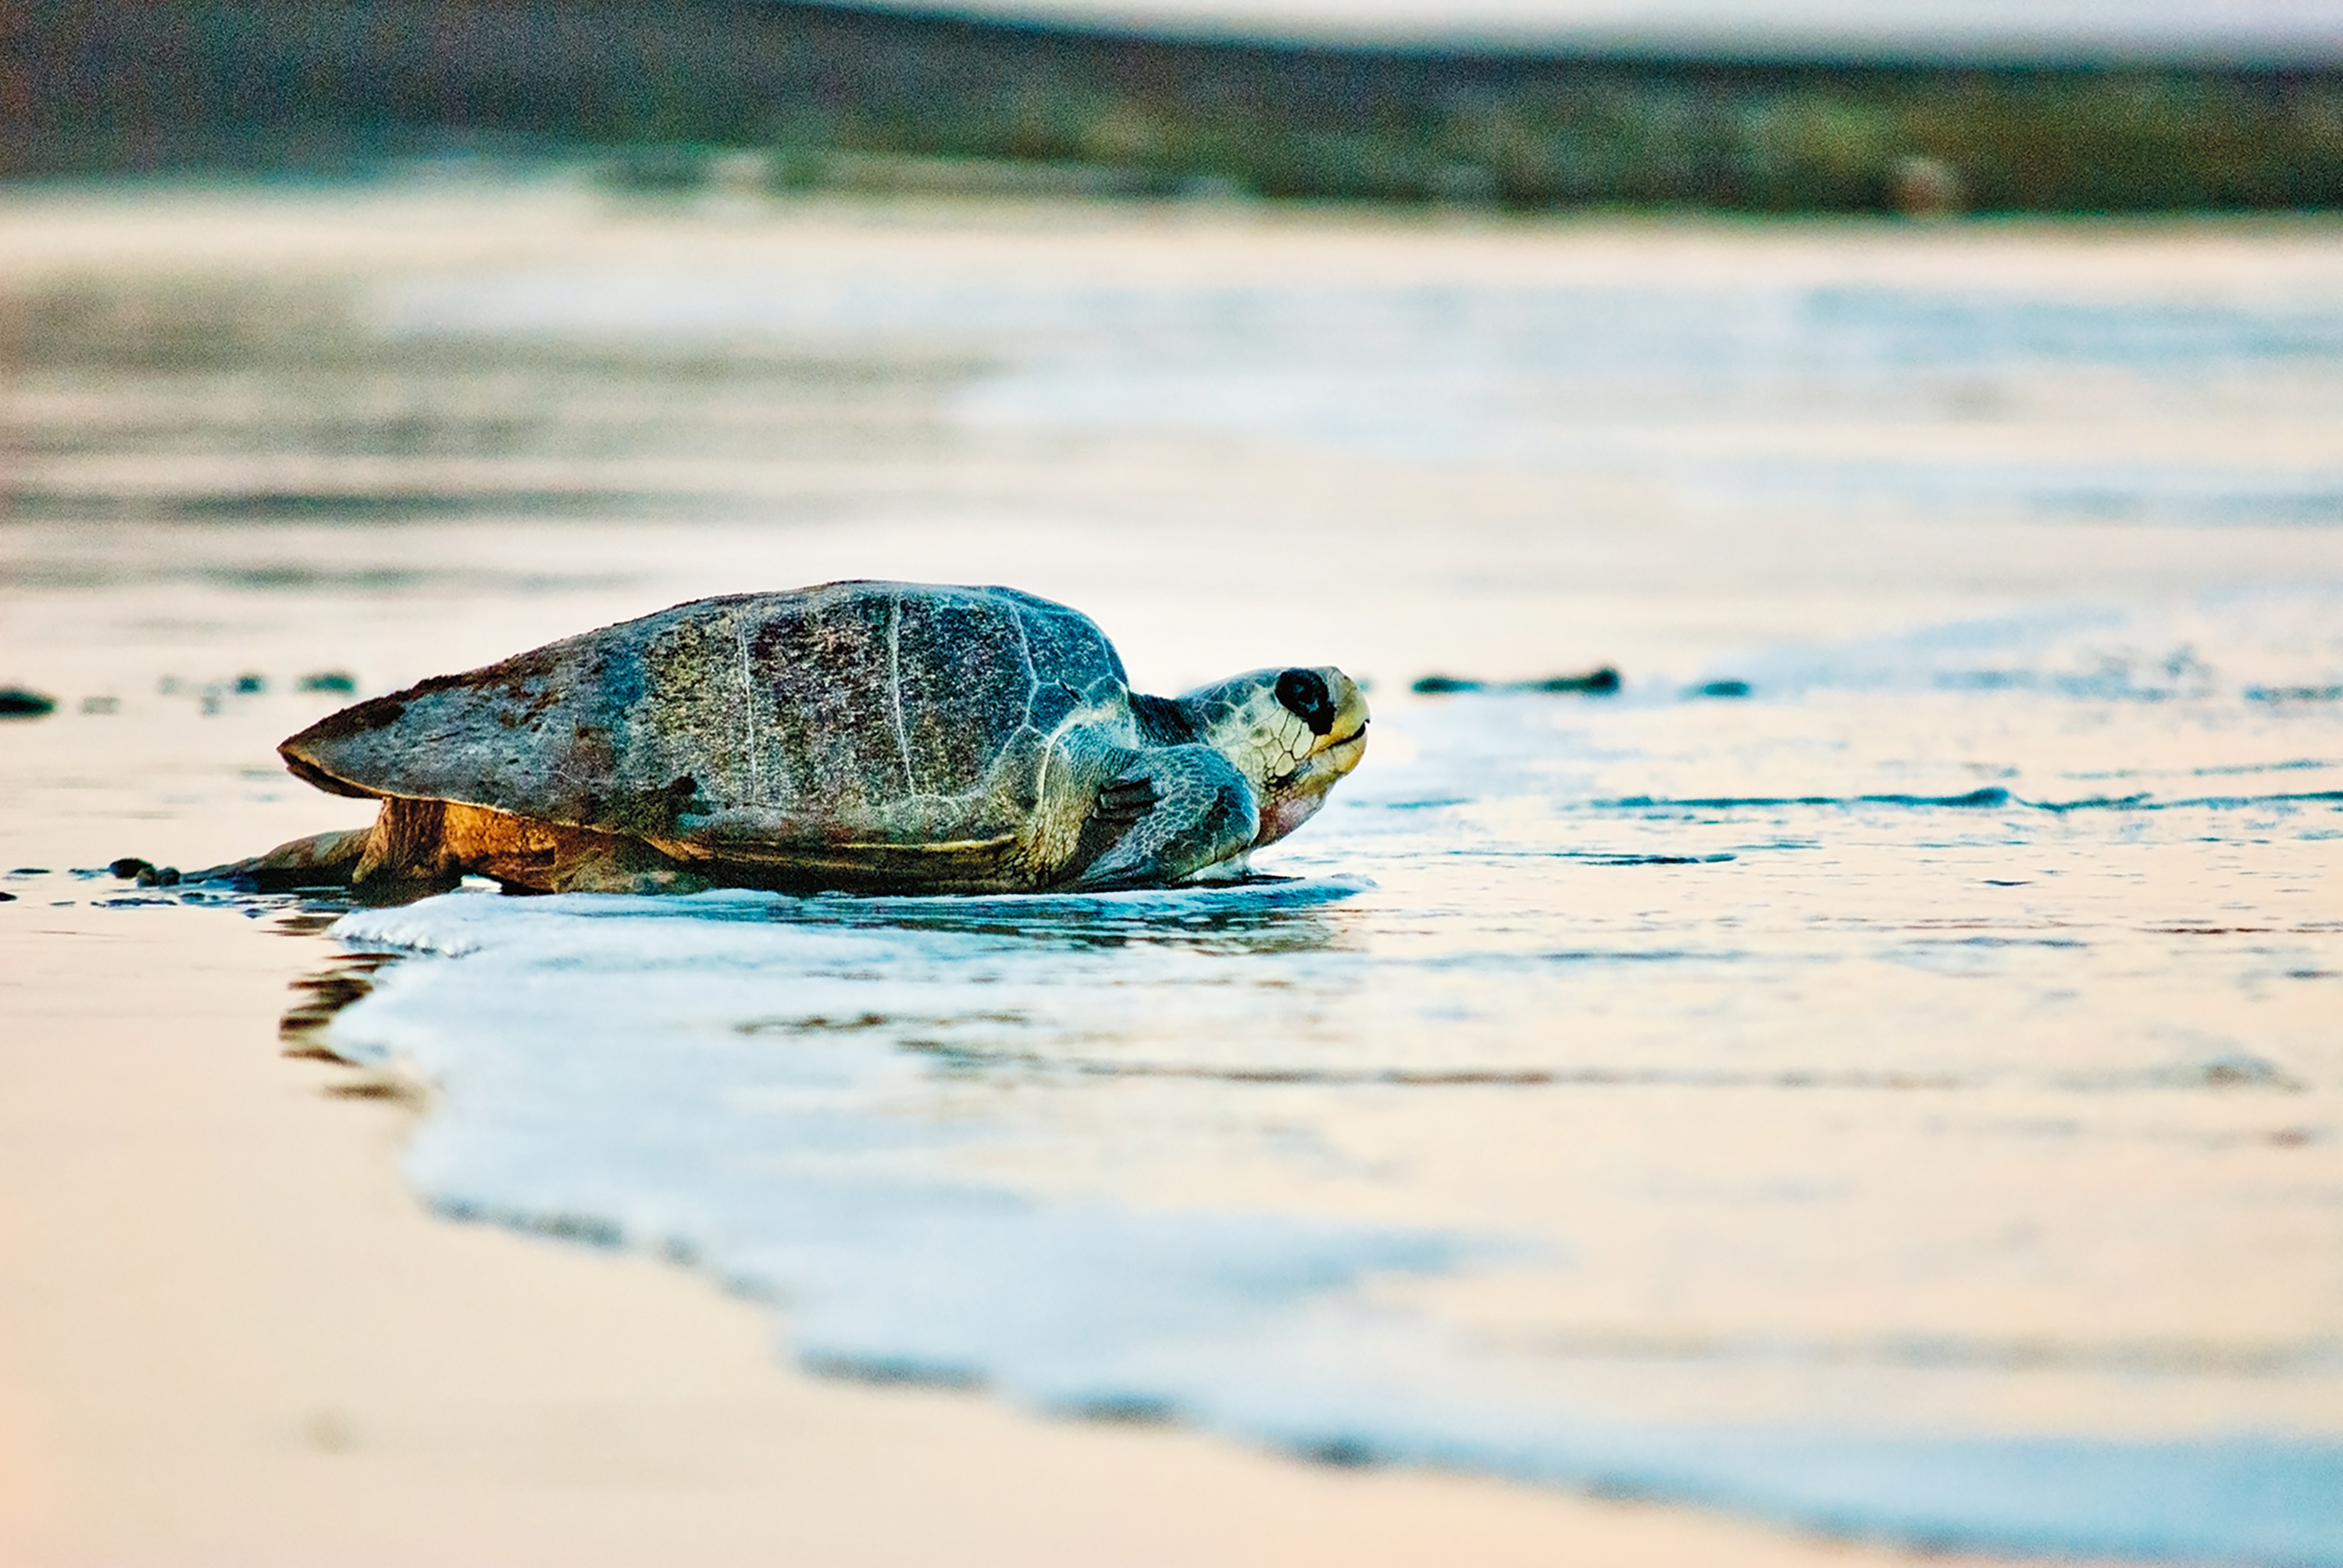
[1065,745,1258,891]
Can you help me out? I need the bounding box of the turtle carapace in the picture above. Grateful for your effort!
[204,582,1369,900]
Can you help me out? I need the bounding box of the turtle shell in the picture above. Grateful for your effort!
[280,583,1133,859]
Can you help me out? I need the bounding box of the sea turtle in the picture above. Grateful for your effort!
[200,581,1369,900]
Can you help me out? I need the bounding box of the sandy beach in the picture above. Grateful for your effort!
[5,181,2338,1565]
[2,890,2118,1568]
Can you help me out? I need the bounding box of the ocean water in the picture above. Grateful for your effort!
[6,189,2343,1561]
[380,251,2343,532]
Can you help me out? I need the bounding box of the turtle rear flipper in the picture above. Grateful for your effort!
[1067,747,1257,891]
[204,799,471,902]
[189,824,377,891]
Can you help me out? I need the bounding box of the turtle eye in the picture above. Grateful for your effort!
[1275,668,1335,735]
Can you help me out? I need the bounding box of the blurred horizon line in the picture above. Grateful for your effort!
[11,0,2343,213]
[835,0,2343,67]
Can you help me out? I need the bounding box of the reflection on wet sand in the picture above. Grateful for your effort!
[278,949,401,1060]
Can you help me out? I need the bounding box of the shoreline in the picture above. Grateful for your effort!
[0,889,2145,1567]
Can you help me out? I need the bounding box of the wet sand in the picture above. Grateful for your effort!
[9,180,2339,1564]
[0,899,2081,1567]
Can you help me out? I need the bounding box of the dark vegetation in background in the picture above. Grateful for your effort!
[8,0,2343,212]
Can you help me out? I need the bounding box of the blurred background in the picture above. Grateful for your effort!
[9,0,2343,212]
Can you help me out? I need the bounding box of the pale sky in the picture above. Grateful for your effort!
[854,0,2343,59]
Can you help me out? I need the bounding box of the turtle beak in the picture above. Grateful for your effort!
[1318,719,1368,770]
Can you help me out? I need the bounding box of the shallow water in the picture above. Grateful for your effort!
[5,185,2342,1561]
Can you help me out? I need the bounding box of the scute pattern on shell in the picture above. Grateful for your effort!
[280,583,1133,858]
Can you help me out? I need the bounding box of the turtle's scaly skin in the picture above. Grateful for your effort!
[226,582,1369,900]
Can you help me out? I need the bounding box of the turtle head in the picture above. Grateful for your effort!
[1177,665,1370,847]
